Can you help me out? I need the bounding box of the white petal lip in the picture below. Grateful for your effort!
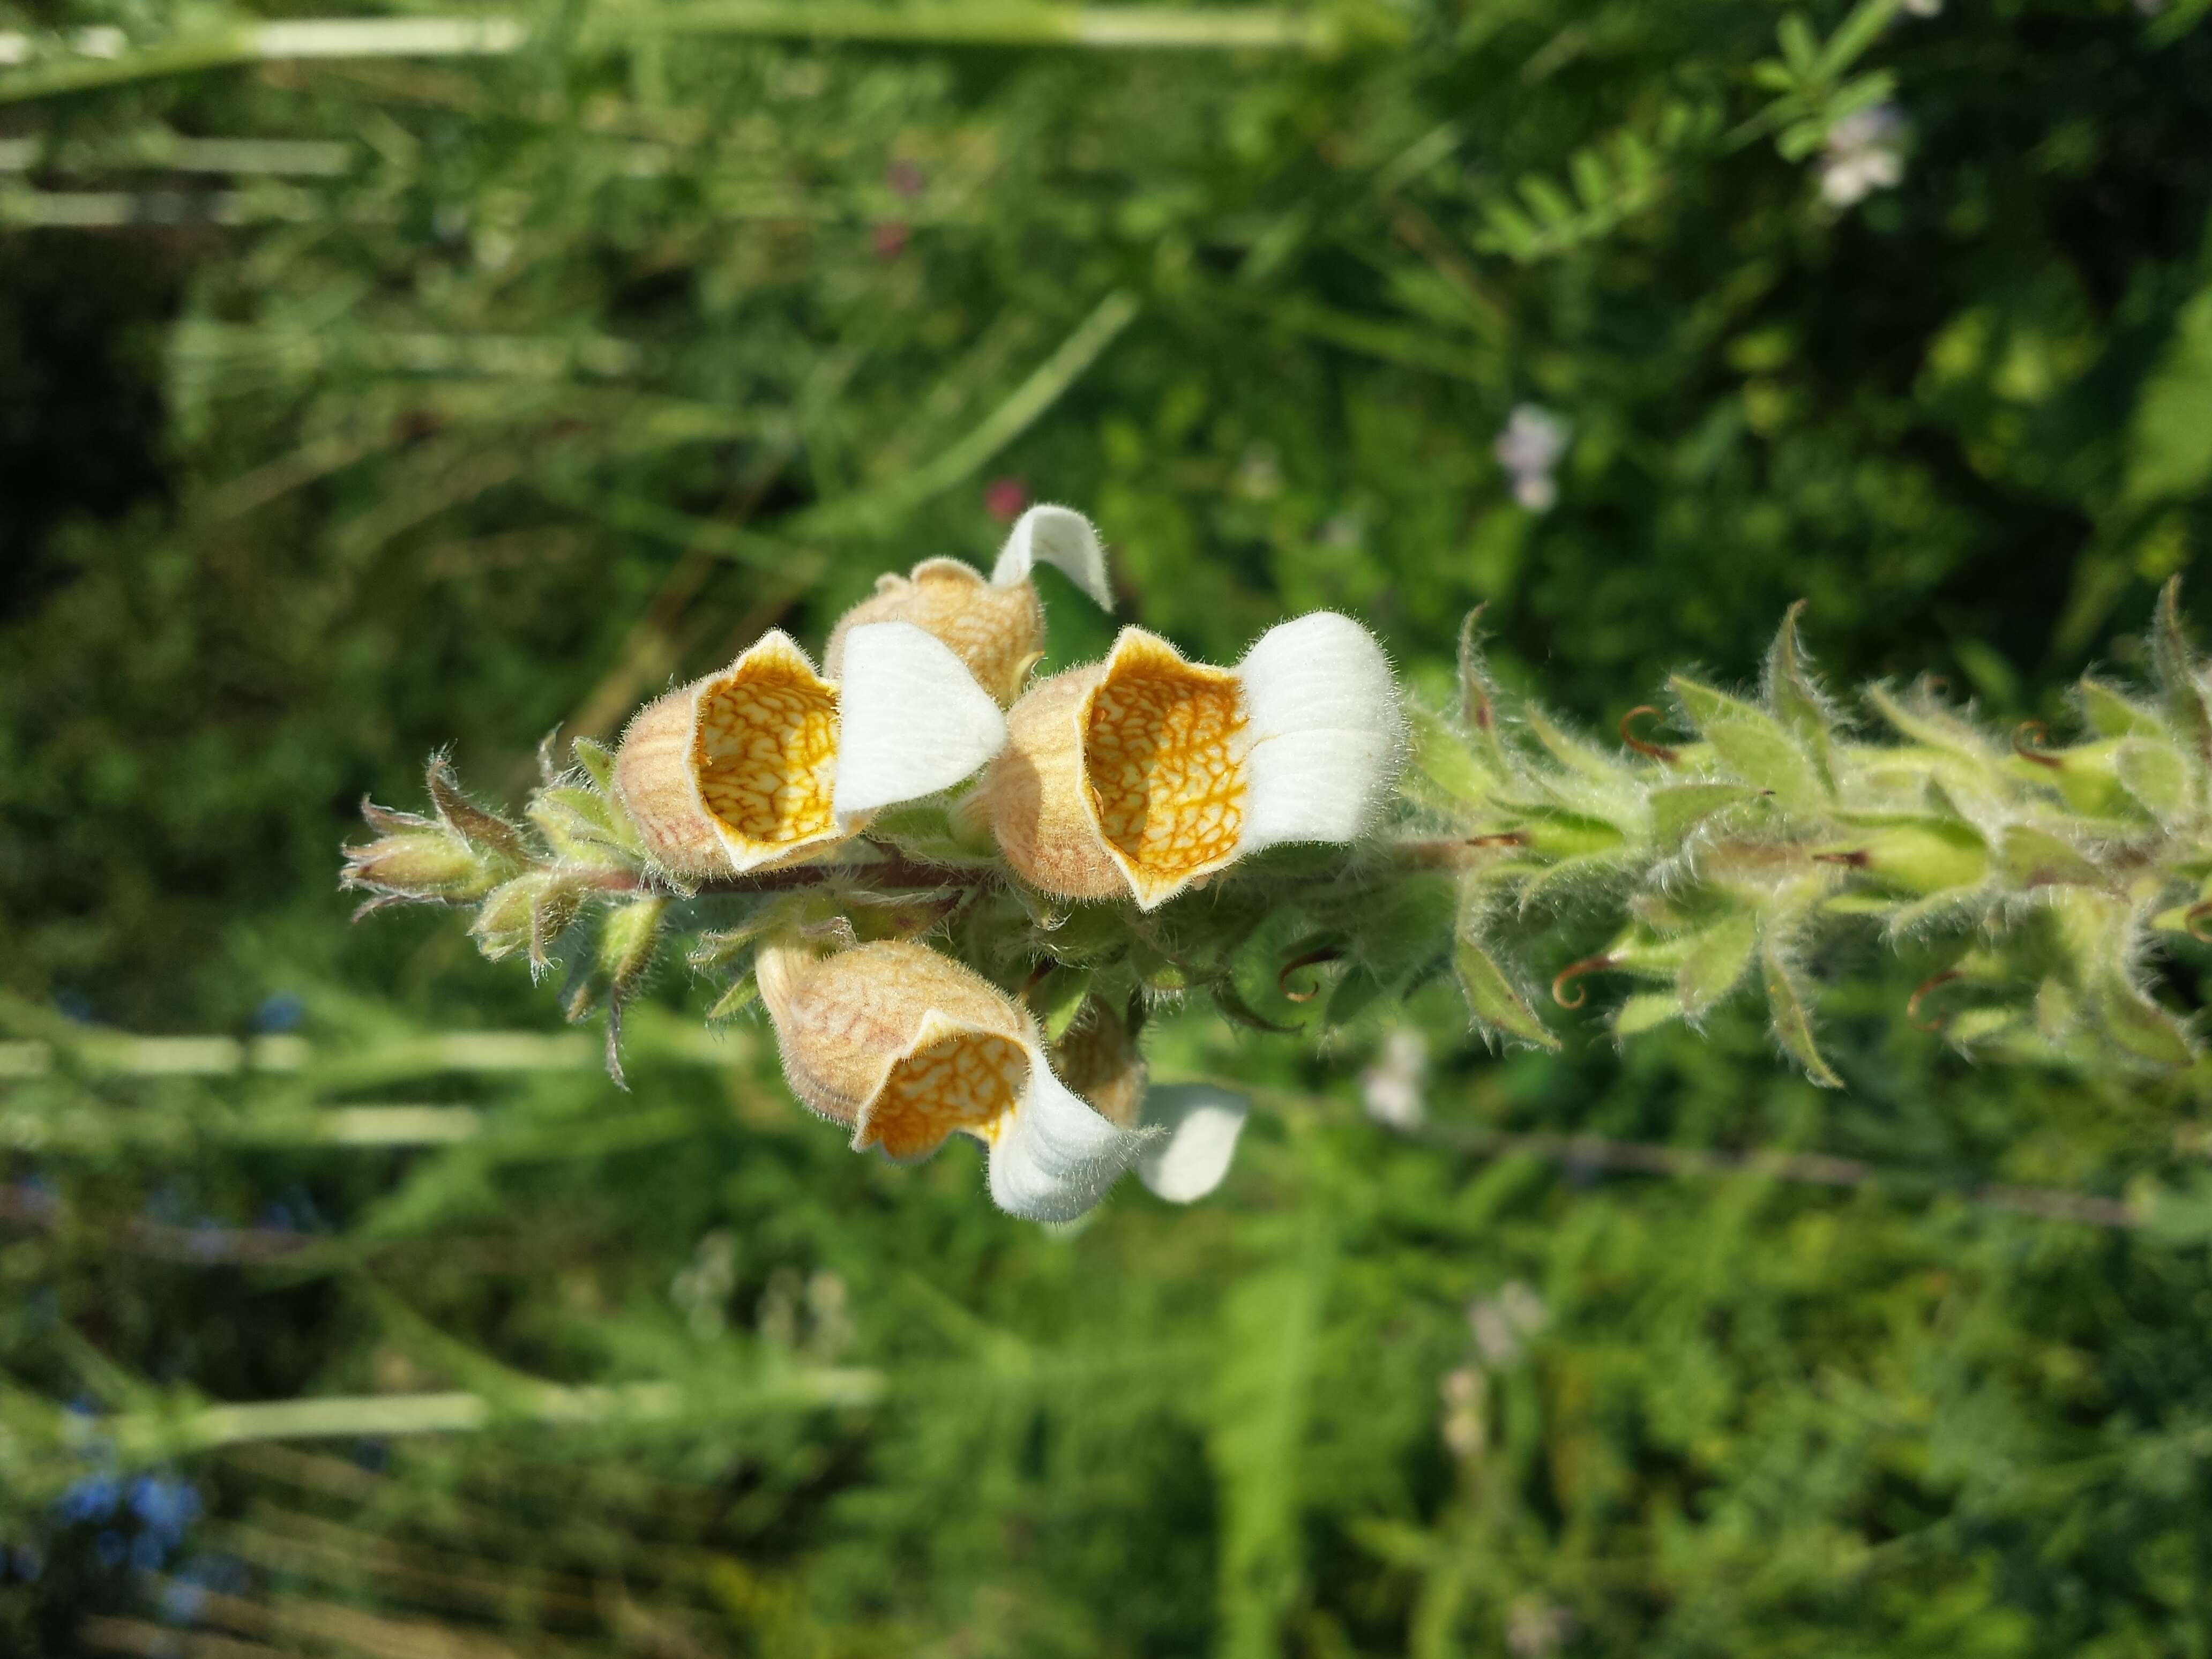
[831,621,1008,819]
[990,504,1114,611]
[1235,611,1403,855]
[1135,1084,1249,1203]
[987,1051,1153,1223]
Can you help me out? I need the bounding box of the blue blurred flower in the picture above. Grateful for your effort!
[252,992,306,1034]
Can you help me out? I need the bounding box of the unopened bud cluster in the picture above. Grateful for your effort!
[347,500,2212,1220]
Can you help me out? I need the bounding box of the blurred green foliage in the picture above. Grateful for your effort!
[3,0,2212,1654]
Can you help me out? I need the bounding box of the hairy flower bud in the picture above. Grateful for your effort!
[822,505,1112,706]
[614,624,1005,879]
[754,938,1147,1221]
[342,828,499,901]
[980,613,1402,908]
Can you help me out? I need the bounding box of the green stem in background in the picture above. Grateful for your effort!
[0,8,1355,106]
[3,1370,885,1495]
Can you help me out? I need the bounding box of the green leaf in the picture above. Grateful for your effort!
[2114,737,2198,824]
[1761,940,1841,1088]
[1454,938,1560,1050]
[1527,708,1626,781]
[1678,912,1759,1017]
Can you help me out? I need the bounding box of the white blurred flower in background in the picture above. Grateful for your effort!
[1493,405,1570,512]
[1359,1027,1429,1129]
[1819,103,1907,207]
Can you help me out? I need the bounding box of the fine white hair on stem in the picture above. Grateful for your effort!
[1237,611,1403,854]
[990,504,1114,611]
[832,622,1008,819]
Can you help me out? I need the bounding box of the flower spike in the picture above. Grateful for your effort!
[981,613,1402,909]
[757,938,1149,1222]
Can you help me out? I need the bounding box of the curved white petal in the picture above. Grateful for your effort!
[990,504,1114,611]
[1135,1084,1249,1204]
[832,622,1008,820]
[1236,611,1402,854]
[987,1051,1151,1223]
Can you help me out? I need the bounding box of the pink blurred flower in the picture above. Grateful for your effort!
[984,477,1029,523]
[872,222,910,261]
[887,161,927,199]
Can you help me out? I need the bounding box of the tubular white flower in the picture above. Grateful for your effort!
[1133,1084,1250,1203]
[832,622,1008,819]
[757,939,1151,1223]
[614,624,1007,879]
[982,614,1403,909]
[989,504,1115,611]
[823,504,1112,707]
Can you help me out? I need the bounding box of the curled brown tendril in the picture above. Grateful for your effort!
[2186,901,2212,945]
[1908,969,1963,1033]
[2012,721,2064,771]
[1552,955,1617,1010]
[1620,706,1679,764]
[1277,946,1344,1003]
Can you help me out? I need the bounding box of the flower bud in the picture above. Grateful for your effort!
[342,828,498,901]
[614,624,1006,879]
[980,613,1403,909]
[754,938,1147,1221]
[821,506,1112,707]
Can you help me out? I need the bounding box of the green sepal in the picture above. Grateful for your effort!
[1760,939,1841,1088]
[598,896,666,991]
[1527,708,1627,783]
[1029,965,1097,1040]
[1613,991,1683,1038]
[1999,825,2103,888]
[427,756,531,865]
[571,736,618,794]
[2151,577,2212,760]
[2097,976,2195,1069]
[1864,684,1994,773]
[1671,675,1826,815]
[2113,737,2198,825]
[1649,782,1761,845]
[1404,704,1496,809]
[1455,610,1514,774]
[1453,936,1559,1050]
[2078,677,2168,740]
[705,974,760,1023]
[866,800,996,863]
[1764,600,1839,787]
[1678,911,1759,1017]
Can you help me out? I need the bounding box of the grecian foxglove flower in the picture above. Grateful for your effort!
[980,613,1401,909]
[821,505,1114,707]
[614,622,1004,879]
[754,937,1147,1221]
